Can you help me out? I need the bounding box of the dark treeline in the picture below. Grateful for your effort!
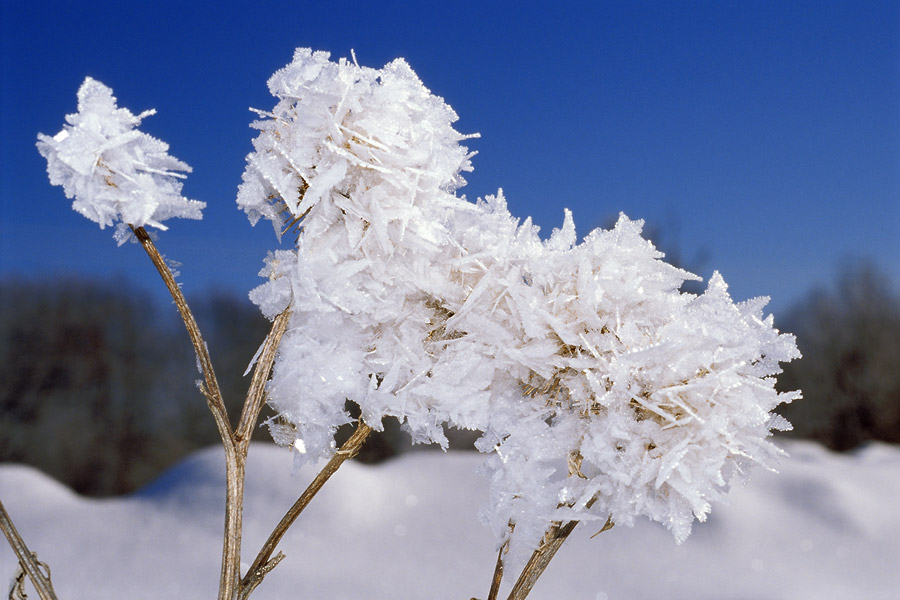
[2,260,898,495]
[0,276,422,496]
[775,261,900,451]
[0,278,272,495]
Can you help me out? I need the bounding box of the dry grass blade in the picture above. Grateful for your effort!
[0,499,58,600]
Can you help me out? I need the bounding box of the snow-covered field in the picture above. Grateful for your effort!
[2,439,898,599]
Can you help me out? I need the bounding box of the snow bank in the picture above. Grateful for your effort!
[2,440,898,599]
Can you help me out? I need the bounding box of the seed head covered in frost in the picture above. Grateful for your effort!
[241,49,801,560]
[449,204,802,561]
[37,78,203,243]
[237,48,475,238]
[240,49,481,460]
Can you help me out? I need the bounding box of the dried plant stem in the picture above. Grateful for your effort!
[131,226,229,438]
[505,520,579,600]
[504,508,611,600]
[132,226,298,600]
[131,226,239,599]
[486,537,510,600]
[96,225,358,600]
[2,224,328,600]
[231,309,290,600]
[240,419,373,598]
[236,311,290,446]
[0,499,58,600]
[210,310,289,600]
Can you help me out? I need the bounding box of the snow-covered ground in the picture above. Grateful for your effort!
[2,439,898,599]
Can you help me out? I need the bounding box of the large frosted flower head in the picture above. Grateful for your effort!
[242,49,801,561]
[37,78,203,243]
[457,212,802,561]
[243,50,481,464]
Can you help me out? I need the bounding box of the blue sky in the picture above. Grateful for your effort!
[2,1,898,318]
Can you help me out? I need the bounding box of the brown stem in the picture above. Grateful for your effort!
[130,225,242,600]
[0,498,58,600]
[506,520,579,600]
[236,309,290,451]
[222,455,245,600]
[226,309,289,600]
[239,419,373,598]
[130,226,230,440]
[505,511,612,600]
[486,537,509,600]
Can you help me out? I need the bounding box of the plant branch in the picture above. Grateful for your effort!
[223,309,289,600]
[0,498,58,600]
[236,309,290,450]
[505,505,611,600]
[506,520,579,600]
[486,537,509,600]
[239,419,373,598]
[238,551,284,600]
[130,225,231,441]
[130,225,244,600]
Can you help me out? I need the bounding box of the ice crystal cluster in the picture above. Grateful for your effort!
[37,77,204,243]
[239,50,801,560]
[238,48,483,456]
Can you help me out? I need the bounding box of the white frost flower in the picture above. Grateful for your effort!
[37,77,203,243]
[242,49,801,562]
[237,48,476,239]
[241,49,480,462]
[454,207,802,560]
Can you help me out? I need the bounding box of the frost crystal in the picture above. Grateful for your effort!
[37,77,204,243]
[455,207,802,559]
[237,48,475,238]
[241,49,801,561]
[240,49,480,459]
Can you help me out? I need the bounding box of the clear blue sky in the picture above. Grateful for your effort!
[2,1,898,318]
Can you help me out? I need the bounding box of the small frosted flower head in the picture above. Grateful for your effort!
[37,77,203,243]
[237,48,476,238]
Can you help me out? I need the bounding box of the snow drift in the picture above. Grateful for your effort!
[2,439,899,599]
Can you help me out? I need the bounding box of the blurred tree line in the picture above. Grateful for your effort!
[775,261,900,451]
[1,259,898,496]
[0,278,267,494]
[0,277,416,495]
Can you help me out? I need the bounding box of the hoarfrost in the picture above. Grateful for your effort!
[37,77,203,243]
[239,49,802,563]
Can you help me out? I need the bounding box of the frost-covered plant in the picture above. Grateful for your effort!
[239,48,483,458]
[456,205,801,560]
[36,78,204,243]
[31,78,290,600]
[240,49,802,591]
[12,47,802,600]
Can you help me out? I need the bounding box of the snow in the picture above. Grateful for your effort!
[2,439,899,599]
